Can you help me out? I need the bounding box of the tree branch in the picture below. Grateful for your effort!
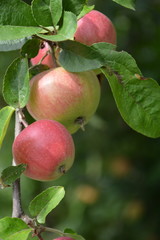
[12,109,24,218]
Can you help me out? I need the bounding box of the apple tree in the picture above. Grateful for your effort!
[0,0,160,240]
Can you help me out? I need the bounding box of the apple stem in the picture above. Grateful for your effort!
[12,109,24,218]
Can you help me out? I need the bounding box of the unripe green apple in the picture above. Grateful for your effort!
[12,120,75,181]
[53,238,75,240]
[27,67,101,133]
[31,41,56,68]
[74,10,117,46]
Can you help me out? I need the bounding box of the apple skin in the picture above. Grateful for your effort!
[26,67,101,134]
[53,238,75,240]
[30,41,56,68]
[74,10,116,46]
[12,119,75,181]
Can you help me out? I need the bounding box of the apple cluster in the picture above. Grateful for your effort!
[12,10,116,182]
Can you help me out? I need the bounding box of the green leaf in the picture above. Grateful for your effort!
[77,5,95,20]
[32,0,62,27]
[0,26,42,41]
[50,0,63,26]
[3,57,30,108]
[101,68,160,138]
[0,38,30,52]
[0,106,15,148]
[21,39,41,58]
[58,41,115,72]
[63,228,85,240]
[112,0,135,10]
[63,233,85,240]
[59,40,160,138]
[0,217,31,240]
[62,0,86,15]
[37,11,77,42]
[29,64,50,78]
[29,186,65,224]
[0,0,37,26]
[1,164,26,185]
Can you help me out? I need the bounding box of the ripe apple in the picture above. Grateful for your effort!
[53,238,75,240]
[12,119,75,181]
[26,67,101,133]
[30,41,56,68]
[74,10,117,46]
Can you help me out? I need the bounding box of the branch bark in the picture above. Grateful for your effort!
[12,109,24,218]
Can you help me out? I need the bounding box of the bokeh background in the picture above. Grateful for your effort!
[0,0,160,240]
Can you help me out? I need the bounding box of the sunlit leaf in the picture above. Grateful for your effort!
[3,57,30,108]
[37,11,77,42]
[0,106,15,148]
[29,186,65,223]
[112,0,135,10]
[0,217,31,240]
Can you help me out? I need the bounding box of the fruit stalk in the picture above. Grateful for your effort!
[12,109,24,218]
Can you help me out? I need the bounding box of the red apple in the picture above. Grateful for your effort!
[54,238,75,240]
[26,67,101,133]
[12,120,75,181]
[30,41,56,68]
[74,10,117,46]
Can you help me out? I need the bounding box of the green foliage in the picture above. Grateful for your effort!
[62,0,86,15]
[102,69,160,138]
[3,57,30,108]
[29,186,65,223]
[112,0,135,10]
[0,0,37,26]
[64,229,86,240]
[0,106,15,148]
[0,26,42,41]
[1,164,26,186]
[0,217,31,240]
[58,41,116,72]
[0,38,29,52]
[31,0,63,27]
[59,40,160,138]
[21,39,40,58]
[77,5,95,19]
[37,11,77,41]
[29,64,50,78]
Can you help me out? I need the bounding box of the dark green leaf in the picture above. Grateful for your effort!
[1,164,26,185]
[77,5,95,20]
[29,186,65,223]
[112,0,135,10]
[0,26,42,41]
[0,217,31,240]
[0,0,37,26]
[32,0,51,26]
[0,38,30,52]
[37,11,77,42]
[58,41,115,72]
[50,0,63,26]
[64,228,77,234]
[62,0,86,15]
[63,233,85,240]
[101,68,160,138]
[0,106,15,148]
[3,57,30,108]
[21,39,40,58]
[29,64,50,78]
[31,0,62,27]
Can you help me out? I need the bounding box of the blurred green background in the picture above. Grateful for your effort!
[0,0,160,240]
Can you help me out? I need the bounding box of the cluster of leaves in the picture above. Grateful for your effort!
[0,186,85,240]
[0,0,159,239]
